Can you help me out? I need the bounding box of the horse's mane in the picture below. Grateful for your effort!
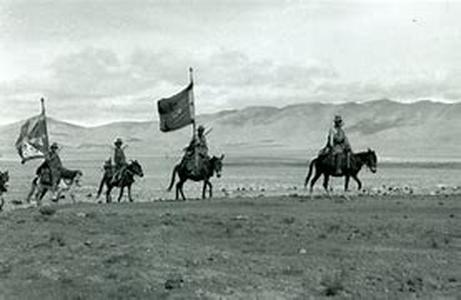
[354,149,376,163]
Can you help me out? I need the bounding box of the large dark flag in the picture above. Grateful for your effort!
[15,101,49,164]
[157,82,195,132]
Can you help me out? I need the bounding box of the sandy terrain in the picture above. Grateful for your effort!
[0,194,460,299]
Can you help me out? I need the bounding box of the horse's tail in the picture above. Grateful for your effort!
[167,165,178,192]
[304,158,317,188]
[96,173,106,198]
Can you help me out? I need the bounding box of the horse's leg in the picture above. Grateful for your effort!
[208,181,213,198]
[69,183,76,204]
[344,175,350,192]
[177,180,186,201]
[33,185,40,204]
[352,174,362,191]
[202,181,207,199]
[96,174,107,199]
[117,186,124,203]
[309,170,322,194]
[322,174,330,195]
[180,182,187,201]
[54,186,63,203]
[37,188,47,206]
[128,185,133,202]
[26,178,37,203]
[106,185,112,203]
[175,181,180,200]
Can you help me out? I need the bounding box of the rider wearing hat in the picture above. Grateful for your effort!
[327,115,351,174]
[194,125,208,158]
[182,125,209,173]
[112,138,127,184]
[45,142,63,192]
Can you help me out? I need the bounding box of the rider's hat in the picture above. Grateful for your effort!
[334,115,343,125]
[50,142,59,149]
[114,138,123,145]
[197,125,205,133]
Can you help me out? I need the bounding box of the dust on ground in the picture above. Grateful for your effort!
[0,194,460,299]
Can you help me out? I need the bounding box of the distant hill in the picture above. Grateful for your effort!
[0,99,460,162]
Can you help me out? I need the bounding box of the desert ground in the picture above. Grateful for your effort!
[0,193,459,299]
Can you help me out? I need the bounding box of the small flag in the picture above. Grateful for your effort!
[15,114,49,164]
[157,82,195,132]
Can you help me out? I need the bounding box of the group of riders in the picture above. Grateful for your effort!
[33,114,354,201]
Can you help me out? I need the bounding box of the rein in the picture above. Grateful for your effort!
[126,163,142,176]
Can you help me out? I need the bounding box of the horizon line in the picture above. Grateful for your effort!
[0,98,459,128]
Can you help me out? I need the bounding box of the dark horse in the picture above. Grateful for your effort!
[0,171,9,211]
[97,160,144,203]
[167,155,224,200]
[304,149,377,194]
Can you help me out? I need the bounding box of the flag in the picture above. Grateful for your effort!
[157,82,195,132]
[15,114,49,164]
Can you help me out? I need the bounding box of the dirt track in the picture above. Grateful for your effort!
[0,194,460,299]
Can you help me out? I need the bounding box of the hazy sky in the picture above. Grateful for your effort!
[0,0,460,125]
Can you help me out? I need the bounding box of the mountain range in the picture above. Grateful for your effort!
[0,99,460,162]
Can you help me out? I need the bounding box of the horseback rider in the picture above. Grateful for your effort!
[182,125,209,174]
[189,125,208,157]
[320,115,351,174]
[112,138,128,184]
[44,142,63,192]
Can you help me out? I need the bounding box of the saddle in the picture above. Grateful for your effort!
[318,148,352,175]
[104,160,128,184]
[181,152,209,177]
[36,162,59,185]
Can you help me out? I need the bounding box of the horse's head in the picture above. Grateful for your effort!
[74,170,83,186]
[129,160,144,177]
[210,154,225,178]
[0,171,9,193]
[365,148,378,173]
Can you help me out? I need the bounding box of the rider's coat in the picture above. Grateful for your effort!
[182,132,209,175]
[191,134,208,157]
[328,126,351,154]
[45,150,63,190]
[114,146,127,169]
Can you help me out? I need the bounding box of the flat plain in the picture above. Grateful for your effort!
[0,194,459,299]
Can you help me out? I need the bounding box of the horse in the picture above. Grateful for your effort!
[26,168,83,205]
[304,149,377,194]
[96,160,144,203]
[0,171,9,211]
[167,154,224,201]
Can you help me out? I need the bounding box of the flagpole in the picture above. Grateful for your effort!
[189,67,199,172]
[189,67,196,138]
[40,97,50,153]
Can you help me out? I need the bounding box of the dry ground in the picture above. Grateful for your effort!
[0,194,460,299]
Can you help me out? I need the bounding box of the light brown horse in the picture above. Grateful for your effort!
[27,167,83,204]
